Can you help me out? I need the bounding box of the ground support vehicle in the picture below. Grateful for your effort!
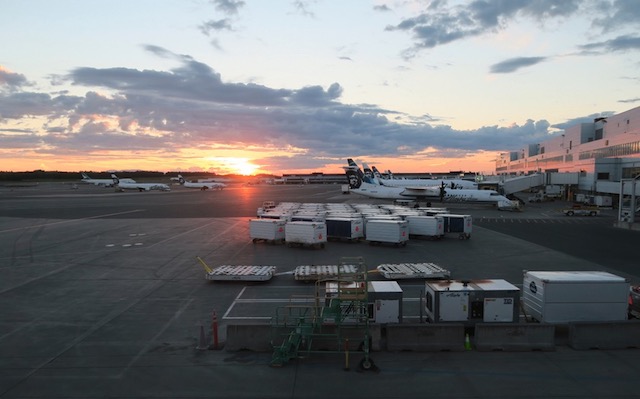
[563,204,600,216]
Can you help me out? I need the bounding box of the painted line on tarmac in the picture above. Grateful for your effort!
[145,218,244,249]
[118,298,195,378]
[0,209,145,234]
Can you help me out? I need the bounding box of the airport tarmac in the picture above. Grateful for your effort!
[1,182,639,398]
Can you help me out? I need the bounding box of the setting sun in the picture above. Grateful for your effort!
[209,157,259,176]
[232,159,259,175]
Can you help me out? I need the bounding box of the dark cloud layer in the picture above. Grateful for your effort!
[0,47,572,171]
[386,0,640,72]
[386,0,581,52]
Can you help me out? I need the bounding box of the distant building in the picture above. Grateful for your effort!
[278,173,345,184]
[496,106,640,198]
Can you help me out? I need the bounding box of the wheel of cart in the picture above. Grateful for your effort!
[589,211,597,216]
[458,233,470,240]
[359,357,376,371]
[566,210,574,216]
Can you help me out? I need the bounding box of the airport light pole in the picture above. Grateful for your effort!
[618,174,640,225]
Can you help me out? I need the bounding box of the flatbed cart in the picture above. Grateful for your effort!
[196,257,276,281]
[293,264,360,282]
[376,262,451,280]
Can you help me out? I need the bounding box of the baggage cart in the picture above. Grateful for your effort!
[249,218,286,244]
[440,214,472,239]
[405,215,444,239]
[326,217,364,241]
[285,221,327,249]
[365,220,409,246]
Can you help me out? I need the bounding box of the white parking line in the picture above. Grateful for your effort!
[0,209,145,234]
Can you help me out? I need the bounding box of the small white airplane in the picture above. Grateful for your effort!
[111,174,170,192]
[177,175,226,190]
[80,173,135,187]
[344,163,519,209]
[352,159,478,190]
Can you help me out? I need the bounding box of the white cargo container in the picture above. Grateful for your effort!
[369,281,403,323]
[425,279,520,324]
[249,218,286,243]
[365,220,409,246]
[284,221,327,248]
[405,215,444,239]
[522,271,630,323]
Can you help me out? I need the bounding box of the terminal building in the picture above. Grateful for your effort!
[495,106,640,224]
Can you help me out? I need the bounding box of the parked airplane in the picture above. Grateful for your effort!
[177,175,226,190]
[348,159,477,190]
[344,164,518,209]
[111,175,170,192]
[80,173,135,187]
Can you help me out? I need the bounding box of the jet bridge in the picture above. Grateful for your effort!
[500,173,545,195]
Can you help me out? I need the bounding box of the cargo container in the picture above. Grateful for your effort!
[284,221,327,248]
[325,217,364,241]
[440,214,472,239]
[405,215,444,239]
[369,281,403,323]
[249,218,287,243]
[365,219,409,246]
[424,279,520,324]
[522,271,630,323]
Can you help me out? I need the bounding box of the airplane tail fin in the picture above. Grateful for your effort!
[344,158,371,189]
[344,167,363,189]
[110,174,120,185]
[371,166,383,179]
[361,162,380,185]
[177,175,185,184]
[81,173,90,179]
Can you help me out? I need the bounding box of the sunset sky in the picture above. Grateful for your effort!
[1,0,639,175]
